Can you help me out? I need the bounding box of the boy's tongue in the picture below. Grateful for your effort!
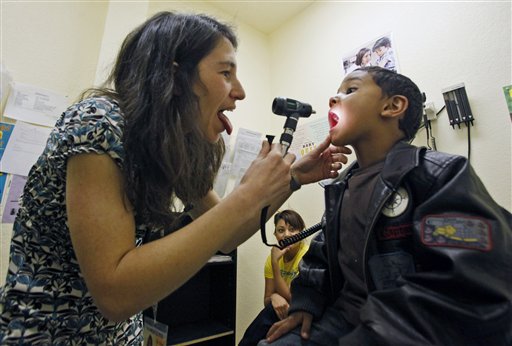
[218,112,233,135]
[328,111,339,128]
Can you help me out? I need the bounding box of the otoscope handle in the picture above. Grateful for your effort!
[279,114,299,156]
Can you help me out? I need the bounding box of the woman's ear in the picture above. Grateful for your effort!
[381,95,408,119]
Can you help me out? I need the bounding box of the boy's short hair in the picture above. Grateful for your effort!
[358,66,423,141]
[372,37,392,51]
[274,210,306,231]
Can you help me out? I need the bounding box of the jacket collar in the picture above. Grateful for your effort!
[329,141,425,189]
[381,141,425,189]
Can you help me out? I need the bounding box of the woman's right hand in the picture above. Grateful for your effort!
[238,141,296,208]
[218,141,295,253]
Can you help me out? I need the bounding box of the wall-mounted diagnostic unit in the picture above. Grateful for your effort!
[442,83,474,128]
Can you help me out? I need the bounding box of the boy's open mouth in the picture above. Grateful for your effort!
[328,111,339,128]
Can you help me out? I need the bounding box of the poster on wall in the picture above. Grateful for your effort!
[342,32,399,75]
[0,122,15,202]
[3,82,68,128]
[288,116,330,160]
[0,121,52,177]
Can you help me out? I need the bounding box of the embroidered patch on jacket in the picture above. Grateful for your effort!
[421,215,492,251]
[369,251,415,290]
[377,224,413,241]
[382,186,409,218]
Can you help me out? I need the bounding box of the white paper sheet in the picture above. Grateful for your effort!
[231,128,262,186]
[288,116,330,159]
[213,161,232,198]
[0,121,52,176]
[3,82,68,127]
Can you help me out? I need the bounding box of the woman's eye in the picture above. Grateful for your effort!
[346,87,357,94]
[222,71,231,78]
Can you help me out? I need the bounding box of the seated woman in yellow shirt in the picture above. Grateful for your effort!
[239,210,309,346]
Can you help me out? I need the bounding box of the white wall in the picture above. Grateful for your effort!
[94,1,150,86]
[1,2,108,101]
[0,0,108,284]
[1,1,510,345]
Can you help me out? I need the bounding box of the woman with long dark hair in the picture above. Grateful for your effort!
[0,11,350,344]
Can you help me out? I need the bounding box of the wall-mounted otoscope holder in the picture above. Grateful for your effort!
[442,83,474,129]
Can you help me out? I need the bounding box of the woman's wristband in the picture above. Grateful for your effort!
[290,171,301,191]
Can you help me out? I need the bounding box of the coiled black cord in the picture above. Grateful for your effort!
[278,222,322,248]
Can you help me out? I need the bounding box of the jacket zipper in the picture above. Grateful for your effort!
[362,187,394,289]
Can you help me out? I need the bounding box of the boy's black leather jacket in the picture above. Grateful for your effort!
[290,142,512,345]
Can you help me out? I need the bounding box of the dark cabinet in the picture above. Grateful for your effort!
[144,251,237,345]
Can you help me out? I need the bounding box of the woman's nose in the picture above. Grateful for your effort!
[232,78,246,101]
[284,229,295,237]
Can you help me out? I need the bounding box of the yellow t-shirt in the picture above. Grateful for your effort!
[264,242,309,286]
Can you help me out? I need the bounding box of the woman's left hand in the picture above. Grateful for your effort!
[290,135,351,186]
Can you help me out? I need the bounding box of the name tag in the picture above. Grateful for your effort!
[143,315,168,346]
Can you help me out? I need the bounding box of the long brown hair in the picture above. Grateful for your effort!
[83,12,237,228]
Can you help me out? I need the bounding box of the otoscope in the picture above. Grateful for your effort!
[260,97,324,249]
[272,97,315,156]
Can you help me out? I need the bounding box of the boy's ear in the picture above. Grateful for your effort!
[381,95,408,119]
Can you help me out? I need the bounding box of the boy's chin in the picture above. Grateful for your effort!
[329,136,347,148]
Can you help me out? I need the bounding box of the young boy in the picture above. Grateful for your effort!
[259,67,512,345]
[373,37,396,72]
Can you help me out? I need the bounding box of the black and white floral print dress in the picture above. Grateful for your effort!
[0,97,146,345]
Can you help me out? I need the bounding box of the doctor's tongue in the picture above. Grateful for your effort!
[218,112,233,135]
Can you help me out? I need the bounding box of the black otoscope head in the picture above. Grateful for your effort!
[271,97,316,156]
[272,97,315,118]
